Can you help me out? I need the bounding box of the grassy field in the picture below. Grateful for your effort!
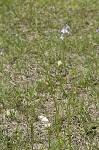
[0,0,99,149]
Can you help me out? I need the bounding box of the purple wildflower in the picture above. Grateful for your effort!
[61,24,70,34]
[50,5,55,9]
[96,29,99,33]
[0,51,3,55]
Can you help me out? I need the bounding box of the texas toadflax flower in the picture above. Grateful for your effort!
[61,24,70,34]
[50,5,55,9]
[60,24,70,40]
[96,29,99,33]
[60,34,64,40]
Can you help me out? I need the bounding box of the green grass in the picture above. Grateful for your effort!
[0,0,99,149]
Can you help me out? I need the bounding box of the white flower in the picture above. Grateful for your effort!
[60,34,64,40]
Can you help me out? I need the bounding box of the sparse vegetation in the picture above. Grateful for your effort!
[0,0,99,149]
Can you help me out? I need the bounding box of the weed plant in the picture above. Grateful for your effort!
[0,0,99,149]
